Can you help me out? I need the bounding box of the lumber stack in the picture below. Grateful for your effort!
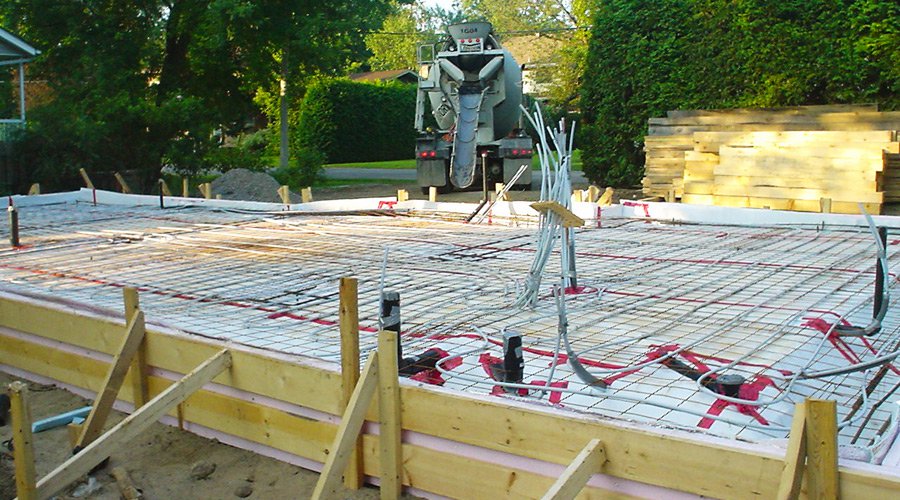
[642,135,693,198]
[643,105,900,214]
[885,153,900,202]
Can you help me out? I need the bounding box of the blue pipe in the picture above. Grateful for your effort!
[31,406,92,433]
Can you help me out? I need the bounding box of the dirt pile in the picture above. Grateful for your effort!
[210,169,299,203]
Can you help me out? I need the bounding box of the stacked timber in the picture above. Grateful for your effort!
[885,153,900,202]
[643,105,900,214]
[642,135,693,198]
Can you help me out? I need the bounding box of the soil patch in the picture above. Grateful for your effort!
[0,373,416,499]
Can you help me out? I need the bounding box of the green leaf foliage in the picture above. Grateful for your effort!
[580,0,900,187]
[295,79,416,163]
[0,0,394,194]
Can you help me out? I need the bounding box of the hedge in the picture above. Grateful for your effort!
[295,78,417,163]
[579,0,900,187]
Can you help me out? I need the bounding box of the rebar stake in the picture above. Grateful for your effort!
[874,226,888,318]
[8,206,20,247]
[381,291,401,360]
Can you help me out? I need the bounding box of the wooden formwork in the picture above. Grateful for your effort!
[1,294,899,499]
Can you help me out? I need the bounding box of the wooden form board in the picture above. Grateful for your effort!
[1,295,899,499]
[680,194,881,214]
[0,297,345,415]
[0,327,624,499]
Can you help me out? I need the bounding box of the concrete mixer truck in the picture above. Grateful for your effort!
[414,22,533,193]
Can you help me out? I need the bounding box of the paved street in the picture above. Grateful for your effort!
[324,167,588,185]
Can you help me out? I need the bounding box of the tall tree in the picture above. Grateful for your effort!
[222,0,393,169]
[364,1,465,72]
[365,2,421,71]
[0,0,394,191]
[460,0,589,109]
[0,1,253,190]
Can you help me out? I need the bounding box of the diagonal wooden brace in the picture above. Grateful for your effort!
[77,310,147,448]
[35,349,232,499]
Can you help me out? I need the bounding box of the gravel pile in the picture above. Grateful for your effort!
[210,169,299,203]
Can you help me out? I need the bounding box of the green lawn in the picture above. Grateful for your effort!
[325,149,583,171]
[326,159,416,169]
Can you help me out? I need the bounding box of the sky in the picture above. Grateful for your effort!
[419,0,458,12]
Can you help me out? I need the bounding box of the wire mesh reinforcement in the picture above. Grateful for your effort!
[1,200,899,454]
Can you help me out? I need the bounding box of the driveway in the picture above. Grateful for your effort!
[324,167,588,185]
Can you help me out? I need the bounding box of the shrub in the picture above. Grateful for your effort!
[295,79,417,163]
[579,0,900,187]
[202,145,266,173]
[272,148,325,189]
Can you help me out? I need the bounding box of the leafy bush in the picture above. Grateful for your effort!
[272,148,325,189]
[295,79,417,163]
[202,145,266,173]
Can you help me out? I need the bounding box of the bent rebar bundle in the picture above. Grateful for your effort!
[514,104,577,308]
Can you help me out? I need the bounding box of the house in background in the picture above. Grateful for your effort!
[1,26,40,131]
[1,27,40,194]
[349,69,419,84]
[502,34,563,99]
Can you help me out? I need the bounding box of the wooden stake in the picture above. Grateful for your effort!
[79,168,95,189]
[597,187,614,206]
[820,197,832,214]
[67,422,84,447]
[571,189,584,203]
[124,287,149,409]
[339,277,363,490]
[111,466,142,500]
[495,183,509,201]
[8,381,37,500]
[587,185,600,203]
[428,186,437,202]
[182,177,189,197]
[666,187,676,203]
[541,438,605,500]
[311,353,379,500]
[37,350,232,498]
[199,183,212,199]
[77,311,148,447]
[378,330,402,499]
[27,183,40,195]
[301,187,313,203]
[278,185,291,204]
[396,189,408,202]
[159,179,172,197]
[114,172,133,194]
[776,401,807,500]
[806,399,838,500]
[176,403,185,430]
